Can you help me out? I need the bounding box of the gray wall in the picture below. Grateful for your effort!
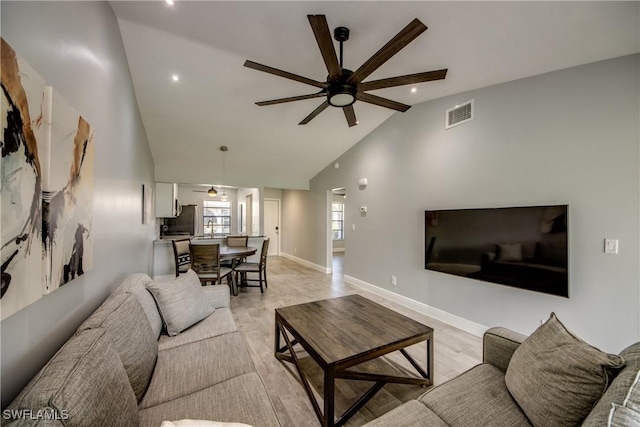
[281,190,325,263]
[1,1,155,407]
[293,54,640,352]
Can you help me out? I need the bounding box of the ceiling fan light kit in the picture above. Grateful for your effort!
[244,15,448,127]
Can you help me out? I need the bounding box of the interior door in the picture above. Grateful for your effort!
[264,199,279,256]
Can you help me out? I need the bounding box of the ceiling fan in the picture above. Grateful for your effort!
[244,15,448,127]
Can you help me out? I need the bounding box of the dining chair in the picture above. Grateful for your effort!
[222,235,249,268]
[171,238,191,277]
[234,238,269,293]
[189,243,235,294]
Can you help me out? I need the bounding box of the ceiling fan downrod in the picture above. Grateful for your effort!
[333,26,350,69]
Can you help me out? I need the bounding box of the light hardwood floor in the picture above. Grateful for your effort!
[230,254,482,427]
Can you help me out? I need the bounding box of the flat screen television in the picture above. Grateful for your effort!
[425,205,568,297]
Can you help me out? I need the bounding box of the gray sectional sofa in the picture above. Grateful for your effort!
[364,316,640,427]
[3,271,281,427]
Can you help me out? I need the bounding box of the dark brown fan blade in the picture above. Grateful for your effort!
[299,101,329,125]
[308,15,342,80]
[244,60,325,89]
[356,92,411,112]
[348,19,427,84]
[343,105,358,127]
[359,69,448,91]
[256,92,326,106]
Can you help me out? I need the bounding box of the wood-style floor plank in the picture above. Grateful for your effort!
[230,254,482,426]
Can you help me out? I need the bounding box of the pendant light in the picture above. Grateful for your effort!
[219,145,228,202]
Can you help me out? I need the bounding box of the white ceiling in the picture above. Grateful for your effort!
[110,1,639,190]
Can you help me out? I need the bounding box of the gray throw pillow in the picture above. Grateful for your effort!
[505,313,625,427]
[146,270,215,336]
[608,404,640,427]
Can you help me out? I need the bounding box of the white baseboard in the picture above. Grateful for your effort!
[280,252,332,274]
[343,275,488,338]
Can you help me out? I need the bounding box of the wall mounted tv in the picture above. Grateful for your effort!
[425,205,568,298]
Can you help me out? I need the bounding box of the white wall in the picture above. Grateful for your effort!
[1,1,155,407]
[296,55,640,353]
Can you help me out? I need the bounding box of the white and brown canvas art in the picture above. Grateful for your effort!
[42,87,94,293]
[1,38,94,320]
[1,38,46,320]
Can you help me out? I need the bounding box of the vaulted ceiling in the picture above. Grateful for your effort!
[110,1,639,190]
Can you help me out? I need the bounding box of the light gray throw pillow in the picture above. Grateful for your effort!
[147,270,215,336]
[505,313,625,427]
[608,404,640,426]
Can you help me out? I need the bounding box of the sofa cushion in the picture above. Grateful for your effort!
[158,307,237,351]
[5,329,138,426]
[505,313,624,427]
[361,399,449,427]
[420,363,532,427]
[571,341,640,427]
[114,272,162,338]
[138,373,281,427]
[77,293,157,402]
[608,404,640,426]
[624,369,640,411]
[147,270,215,336]
[140,332,255,409]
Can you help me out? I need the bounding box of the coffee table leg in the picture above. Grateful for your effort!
[324,367,335,427]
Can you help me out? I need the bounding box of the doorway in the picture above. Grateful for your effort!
[245,194,253,236]
[264,199,280,256]
[330,188,346,279]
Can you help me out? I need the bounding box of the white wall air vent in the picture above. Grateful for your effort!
[445,100,474,129]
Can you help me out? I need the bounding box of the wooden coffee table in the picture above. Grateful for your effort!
[275,294,433,427]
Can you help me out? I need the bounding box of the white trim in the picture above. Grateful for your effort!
[343,275,488,338]
[281,252,332,274]
[332,248,346,253]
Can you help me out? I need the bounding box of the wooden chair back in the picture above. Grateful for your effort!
[226,236,249,247]
[171,238,191,277]
[189,243,221,274]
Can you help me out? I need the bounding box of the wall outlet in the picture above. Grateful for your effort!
[391,275,397,286]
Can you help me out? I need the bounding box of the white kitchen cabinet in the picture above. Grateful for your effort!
[155,182,180,217]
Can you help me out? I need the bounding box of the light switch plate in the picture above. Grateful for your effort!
[604,239,619,254]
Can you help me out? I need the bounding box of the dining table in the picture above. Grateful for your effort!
[193,244,257,295]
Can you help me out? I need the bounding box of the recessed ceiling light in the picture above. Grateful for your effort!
[172,74,179,82]
[411,87,418,93]
[165,0,174,5]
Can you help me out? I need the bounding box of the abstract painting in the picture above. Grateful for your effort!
[42,87,94,293]
[1,38,94,319]
[1,38,46,320]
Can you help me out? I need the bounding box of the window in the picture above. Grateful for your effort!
[332,203,344,240]
[203,200,231,237]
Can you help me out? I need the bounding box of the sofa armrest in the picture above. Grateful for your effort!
[483,327,527,373]
[202,285,230,309]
